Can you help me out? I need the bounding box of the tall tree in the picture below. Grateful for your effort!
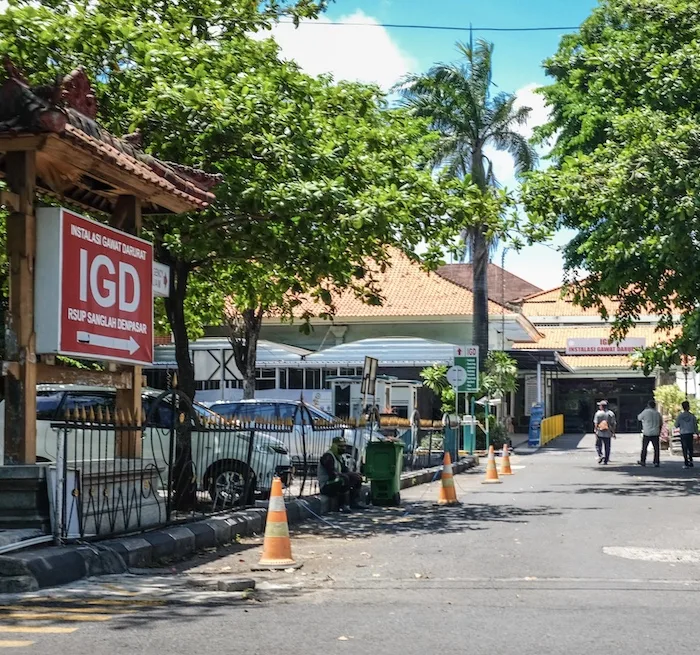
[0,0,322,401]
[523,0,700,373]
[397,40,537,368]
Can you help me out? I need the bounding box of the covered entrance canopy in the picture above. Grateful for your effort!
[0,58,219,464]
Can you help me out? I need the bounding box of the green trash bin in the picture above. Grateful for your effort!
[364,440,404,506]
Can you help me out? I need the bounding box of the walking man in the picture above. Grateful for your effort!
[594,400,616,465]
[675,401,697,469]
[637,399,662,467]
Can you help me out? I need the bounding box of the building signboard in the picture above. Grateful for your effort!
[35,207,154,366]
[453,345,479,393]
[565,337,646,355]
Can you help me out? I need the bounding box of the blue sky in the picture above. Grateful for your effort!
[263,0,600,290]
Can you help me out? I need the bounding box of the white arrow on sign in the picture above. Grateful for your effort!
[77,331,140,355]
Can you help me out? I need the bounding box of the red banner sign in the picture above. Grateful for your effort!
[35,208,153,366]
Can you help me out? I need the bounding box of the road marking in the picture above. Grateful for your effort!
[0,627,77,634]
[0,641,33,648]
[0,605,129,614]
[603,547,700,563]
[0,612,112,622]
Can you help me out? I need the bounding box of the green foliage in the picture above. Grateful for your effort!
[0,1,490,398]
[475,419,508,450]
[653,385,700,418]
[419,364,456,414]
[480,351,518,397]
[523,0,700,371]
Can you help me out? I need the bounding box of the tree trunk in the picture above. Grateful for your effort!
[470,148,489,372]
[471,227,489,372]
[229,306,263,401]
[163,259,195,400]
[161,255,196,511]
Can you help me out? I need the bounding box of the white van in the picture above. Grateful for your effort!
[0,385,293,504]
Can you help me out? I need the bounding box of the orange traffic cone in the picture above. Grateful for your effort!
[482,445,502,484]
[437,452,460,506]
[252,477,301,570]
[500,444,514,476]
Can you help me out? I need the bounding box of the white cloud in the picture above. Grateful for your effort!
[485,82,551,191]
[252,10,416,90]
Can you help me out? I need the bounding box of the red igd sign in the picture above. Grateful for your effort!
[35,208,153,366]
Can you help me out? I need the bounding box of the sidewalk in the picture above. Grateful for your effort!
[0,456,478,593]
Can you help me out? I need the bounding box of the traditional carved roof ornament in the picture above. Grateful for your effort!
[60,66,97,119]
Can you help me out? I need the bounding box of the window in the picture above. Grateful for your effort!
[305,369,321,390]
[225,379,242,389]
[278,369,288,389]
[194,380,221,391]
[322,370,334,389]
[62,393,115,418]
[141,397,176,429]
[278,404,302,425]
[213,402,277,423]
[255,368,276,391]
[288,369,304,389]
[37,391,64,420]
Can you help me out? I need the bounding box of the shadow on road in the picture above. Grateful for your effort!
[538,433,588,451]
[568,464,700,497]
[292,501,565,541]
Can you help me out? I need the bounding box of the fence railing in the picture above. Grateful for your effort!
[50,391,381,541]
[540,414,565,446]
[48,390,462,541]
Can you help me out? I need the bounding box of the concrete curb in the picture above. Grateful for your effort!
[0,457,478,592]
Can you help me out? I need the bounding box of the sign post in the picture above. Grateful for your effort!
[453,346,479,394]
[35,208,154,366]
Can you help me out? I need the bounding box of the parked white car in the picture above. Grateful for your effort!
[0,385,293,504]
[208,399,380,471]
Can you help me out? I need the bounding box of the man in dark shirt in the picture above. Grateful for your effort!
[318,436,363,511]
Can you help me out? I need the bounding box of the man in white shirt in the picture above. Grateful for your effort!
[593,400,616,465]
[637,399,662,467]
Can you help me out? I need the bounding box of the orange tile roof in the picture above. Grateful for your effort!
[520,286,622,318]
[514,324,675,350]
[294,249,509,319]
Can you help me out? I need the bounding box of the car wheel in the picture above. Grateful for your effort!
[208,462,255,507]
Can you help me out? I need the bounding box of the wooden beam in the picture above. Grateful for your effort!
[40,136,198,214]
[0,135,46,153]
[111,195,142,234]
[110,196,143,458]
[0,191,20,212]
[4,150,37,465]
[35,364,133,389]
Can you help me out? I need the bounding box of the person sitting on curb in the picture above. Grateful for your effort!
[318,436,364,512]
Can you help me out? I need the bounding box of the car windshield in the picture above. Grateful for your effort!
[193,403,221,420]
[307,406,338,422]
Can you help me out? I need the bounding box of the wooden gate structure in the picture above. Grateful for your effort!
[0,58,218,469]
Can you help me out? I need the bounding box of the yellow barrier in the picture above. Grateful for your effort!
[540,414,564,446]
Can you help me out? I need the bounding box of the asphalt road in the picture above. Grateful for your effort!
[2,433,700,654]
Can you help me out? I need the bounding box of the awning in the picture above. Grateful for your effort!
[304,337,455,367]
[506,349,574,373]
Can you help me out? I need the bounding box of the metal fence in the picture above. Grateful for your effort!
[50,391,375,541]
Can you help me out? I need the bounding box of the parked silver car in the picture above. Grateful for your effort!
[208,400,379,471]
[0,385,293,504]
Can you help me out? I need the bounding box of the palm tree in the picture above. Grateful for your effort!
[397,39,537,367]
